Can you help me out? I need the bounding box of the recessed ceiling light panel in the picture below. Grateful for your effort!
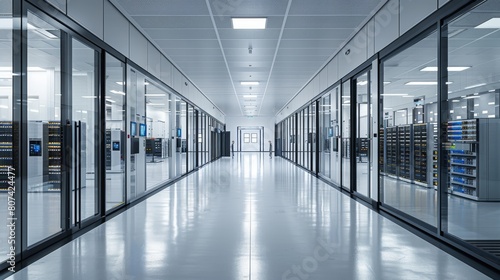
[232,18,267,29]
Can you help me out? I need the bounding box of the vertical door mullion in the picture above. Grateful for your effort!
[61,32,72,230]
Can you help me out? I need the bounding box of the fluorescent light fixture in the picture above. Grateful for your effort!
[456,116,462,120]
[383,81,391,85]
[110,90,125,95]
[381,93,408,96]
[405,81,437,85]
[450,110,454,113]
[28,23,58,39]
[420,66,470,72]
[243,95,257,98]
[0,66,45,71]
[464,83,486,90]
[474,113,478,117]
[72,72,88,76]
[106,99,116,103]
[144,82,150,85]
[241,81,259,86]
[341,96,350,98]
[489,89,496,92]
[116,82,125,86]
[488,115,496,118]
[105,104,112,107]
[474,104,480,106]
[383,107,393,110]
[30,109,39,113]
[488,102,495,105]
[482,110,488,114]
[145,93,166,97]
[461,106,467,109]
[232,18,267,29]
[147,103,165,106]
[475,18,500,29]
[357,81,368,86]
[452,100,460,103]
[0,105,8,109]
[463,96,481,99]
[402,95,415,98]
[82,95,97,99]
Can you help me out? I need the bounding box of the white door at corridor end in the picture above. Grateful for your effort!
[240,129,262,152]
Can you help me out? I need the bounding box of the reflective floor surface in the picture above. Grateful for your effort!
[5,153,494,279]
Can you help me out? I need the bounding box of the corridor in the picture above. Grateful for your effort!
[7,153,491,280]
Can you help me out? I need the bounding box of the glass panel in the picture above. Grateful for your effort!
[145,81,170,190]
[27,12,62,245]
[310,103,317,173]
[178,100,187,174]
[320,93,331,178]
[0,0,13,261]
[71,38,98,222]
[304,108,309,169]
[105,54,125,211]
[381,31,438,226]
[331,86,341,185]
[445,0,500,260]
[342,80,351,190]
[127,67,146,201]
[188,105,194,171]
[356,72,370,197]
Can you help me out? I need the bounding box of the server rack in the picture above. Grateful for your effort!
[0,121,13,191]
[447,119,500,201]
[398,124,412,182]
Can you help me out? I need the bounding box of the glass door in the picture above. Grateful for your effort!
[355,71,371,198]
[69,38,100,227]
[26,12,63,246]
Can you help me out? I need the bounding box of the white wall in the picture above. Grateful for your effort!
[225,116,276,151]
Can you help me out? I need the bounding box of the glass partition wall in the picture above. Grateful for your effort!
[443,0,500,265]
[0,2,225,273]
[105,54,126,212]
[380,30,438,228]
[0,0,14,267]
[276,0,500,271]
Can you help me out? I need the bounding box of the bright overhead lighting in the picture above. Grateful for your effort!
[405,81,437,85]
[110,90,125,95]
[464,83,486,90]
[145,93,166,97]
[28,23,58,39]
[147,103,165,106]
[383,81,391,85]
[357,81,368,86]
[106,99,116,103]
[232,18,267,29]
[488,102,495,105]
[475,18,500,29]
[243,95,257,98]
[0,105,8,109]
[116,82,125,86]
[402,95,415,98]
[452,100,460,103]
[463,96,481,99]
[420,66,470,72]
[383,107,393,110]
[82,95,97,99]
[241,81,259,86]
[381,93,408,96]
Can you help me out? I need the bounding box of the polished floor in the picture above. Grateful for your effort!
[4,153,495,279]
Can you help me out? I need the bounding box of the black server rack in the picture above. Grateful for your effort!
[397,125,412,181]
[386,127,398,176]
[0,121,13,191]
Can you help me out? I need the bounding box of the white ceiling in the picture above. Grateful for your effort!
[114,0,386,117]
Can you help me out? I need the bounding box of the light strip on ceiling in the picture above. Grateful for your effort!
[232,18,267,29]
[464,83,486,90]
[405,81,438,86]
[241,81,259,86]
[110,90,125,95]
[420,66,470,72]
[475,18,500,29]
[381,93,408,96]
[145,93,166,97]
